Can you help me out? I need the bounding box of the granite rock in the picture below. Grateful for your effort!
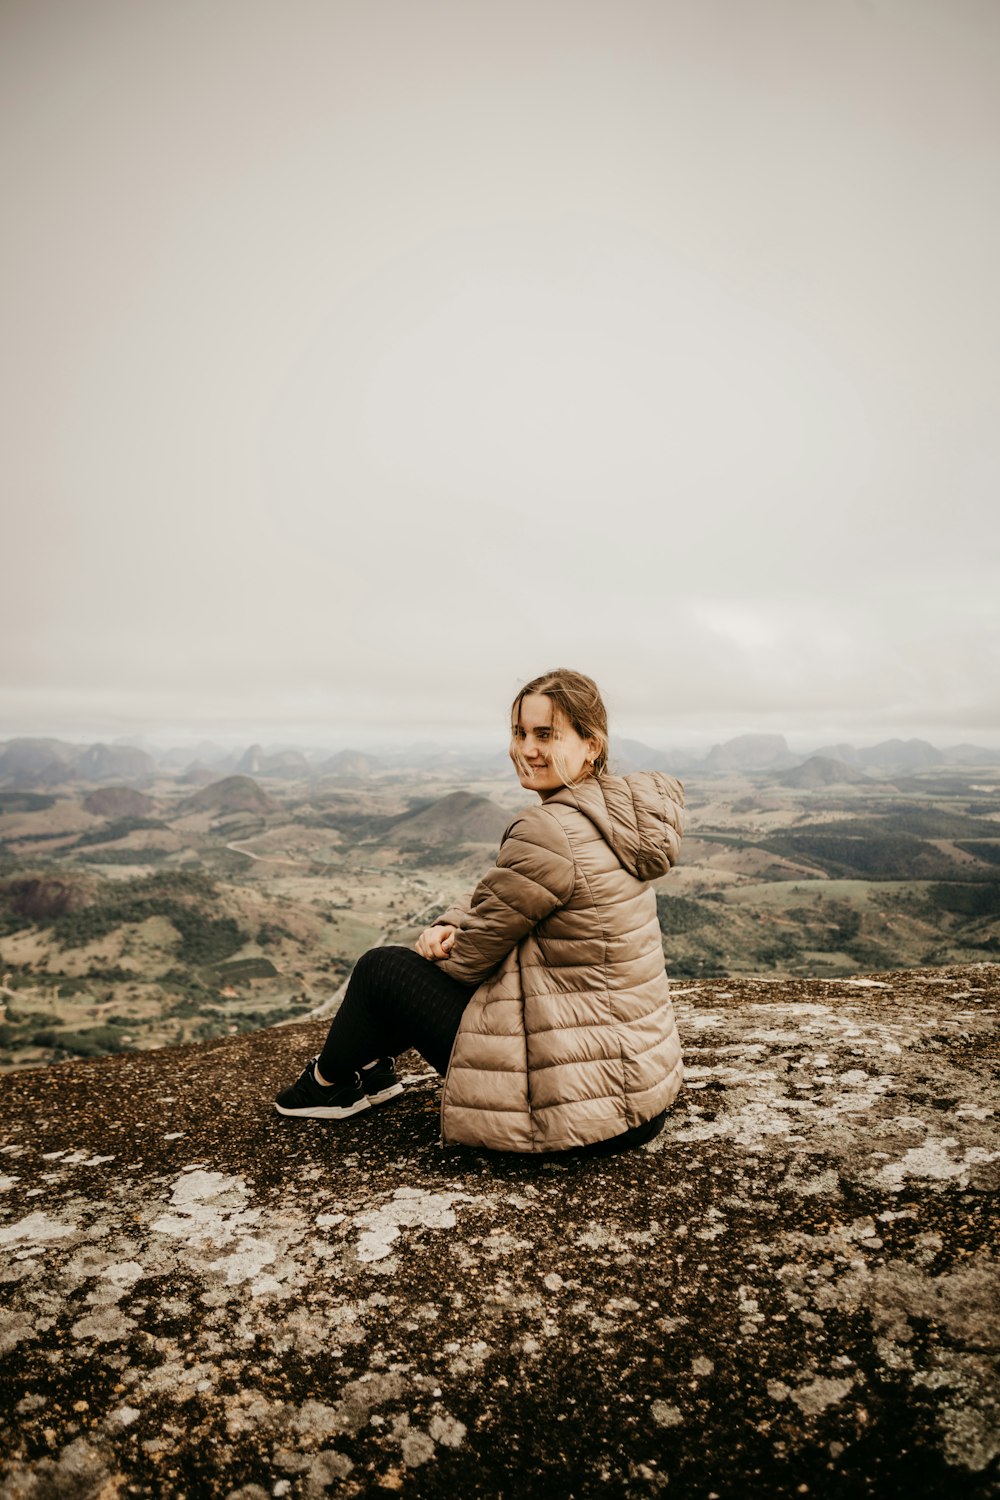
[0,964,997,1498]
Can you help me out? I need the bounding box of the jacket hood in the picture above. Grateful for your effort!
[545,770,684,881]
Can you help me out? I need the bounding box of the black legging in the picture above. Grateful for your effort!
[317,945,477,1082]
[315,943,666,1156]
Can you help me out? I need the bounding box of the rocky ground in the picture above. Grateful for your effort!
[0,964,997,1499]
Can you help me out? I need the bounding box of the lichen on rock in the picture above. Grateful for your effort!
[0,963,997,1497]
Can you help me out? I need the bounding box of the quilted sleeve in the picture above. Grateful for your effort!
[434,808,576,986]
[432,895,475,930]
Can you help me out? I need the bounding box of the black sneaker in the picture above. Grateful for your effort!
[275,1058,372,1120]
[360,1056,404,1106]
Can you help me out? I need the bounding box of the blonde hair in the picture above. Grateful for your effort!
[509,668,610,789]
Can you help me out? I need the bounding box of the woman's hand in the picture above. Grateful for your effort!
[414,924,457,961]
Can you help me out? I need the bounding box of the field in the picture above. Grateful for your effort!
[1,758,998,1068]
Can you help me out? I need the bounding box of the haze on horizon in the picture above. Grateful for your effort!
[2,0,998,752]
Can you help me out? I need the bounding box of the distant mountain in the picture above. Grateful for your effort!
[0,735,154,786]
[0,873,95,921]
[177,775,277,816]
[420,749,502,772]
[943,744,1000,766]
[158,741,235,771]
[258,750,310,778]
[315,750,383,778]
[373,743,507,773]
[177,762,222,786]
[777,756,874,789]
[382,791,510,848]
[805,739,1000,771]
[83,787,158,818]
[812,742,862,766]
[74,743,157,783]
[703,734,794,773]
[0,738,79,786]
[858,739,945,771]
[236,744,266,774]
[610,738,675,774]
[0,738,155,786]
[374,741,449,768]
[235,745,309,778]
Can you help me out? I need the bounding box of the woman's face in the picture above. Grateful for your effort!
[511,693,596,799]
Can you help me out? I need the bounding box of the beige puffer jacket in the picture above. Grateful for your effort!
[434,770,685,1152]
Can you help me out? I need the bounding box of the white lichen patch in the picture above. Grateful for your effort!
[63,1243,137,1284]
[393,1416,436,1467]
[688,1067,779,1088]
[574,1223,624,1250]
[142,1170,310,1299]
[297,1373,409,1440]
[791,1376,855,1415]
[782,1167,840,1197]
[446,1339,491,1377]
[674,1097,813,1149]
[428,1411,467,1448]
[0,1309,39,1353]
[351,1188,476,1264]
[912,1351,1000,1472]
[0,1211,78,1248]
[70,1306,136,1344]
[823,1076,895,1117]
[876,1139,999,1191]
[206,1238,279,1289]
[109,1406,140,1427]
[99,1260,145,1286]
[150,1169,260,1246]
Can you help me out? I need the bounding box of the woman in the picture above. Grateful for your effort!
[275,668,685,1154]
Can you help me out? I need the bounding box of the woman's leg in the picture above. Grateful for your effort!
[275,946,478,1118]
[316,944,478,1081]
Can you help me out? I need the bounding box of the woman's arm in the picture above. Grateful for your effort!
[430,895,476,931]
[431,808,576,986]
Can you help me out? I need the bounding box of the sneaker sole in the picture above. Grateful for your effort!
[274,1096,372,1120]
[365,1082,405,1106]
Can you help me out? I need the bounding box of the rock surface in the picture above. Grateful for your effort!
[0,964,997,1499]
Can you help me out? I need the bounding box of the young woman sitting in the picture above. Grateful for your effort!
[275,668,685,1155]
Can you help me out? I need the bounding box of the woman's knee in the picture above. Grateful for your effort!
[351,944,422,984]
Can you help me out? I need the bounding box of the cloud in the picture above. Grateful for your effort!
[1,0,997,743]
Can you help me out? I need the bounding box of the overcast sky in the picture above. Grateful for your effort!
[2,0,998,751]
